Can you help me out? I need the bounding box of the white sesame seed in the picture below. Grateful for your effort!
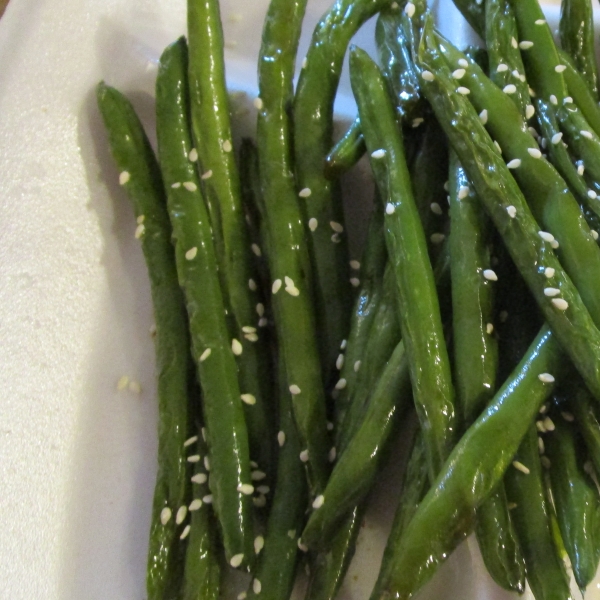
[287,529,296,539]
[253,495,266,507]
[483,269,498,281]
[329,447,337,462]
[581,130,594,139]
[230,553,244,568]
[535,18,546,24]
[136,215,145,225]
[331,233,341,244]
[508,502,518,510]
[204,456,211,471]
[371,149,386,159]
[258,317,268,327]
[484,323,493,335]
[238,483,254,495]
[187,455,201,463]
[457,186,470,200]
[555,65,566,73]
[503,84,517,95]
[277,431,286,446]
[335,378,347,390]
[496,63,509,73]
[336,354,344,370]
[506,205,517,219]
[253,97,264,110]
[507,159,521,169]
[353,361,361,374]
[254,535,265,555]
[199,348,211,362]
[242,326,257,334]
[551,133,563,145]
[272,279,282,294]
[299,449,309,462]
[527,148,542,159]
[340,339,347,350]
[179,524,191,540]
[222,140,233,153]
[350,278,360,287]
[551,239,559,249]
[511,37,518,49]
[257,485,270,495]
[540,404,549,414]
[577,162,585,175]
[184,436,198,448]
[430,233,445,244]
[525,105,535,120]
[541,456,552,469]
[589,190,598,199]
[479,109,488,124]
[494,141,502,154]
[550,95,558,105]
[538,373,555,383]
[444,181,450,191]
[183,181,197,192]
[592,230,599,241]
[201,170,213,180]
[298,540,308,552]
[562,411,575,422]
[330,221,344,233]
[185,247,198,260]
[529,87,536,97]
[313,495,325,509]
[298,187,312,198]
[513,460,530,474]
[238,594,247,600]
[176,505,188,525]
[452,68,466,79]
[519,41,534,50]
[543,287,560,297]
[412,117,424,128]
[135,224,145,239]
[536,420,547,433]
[405,1,415,17]
[302,57,308,69]
[349,260,361,270]
[251,243,262,257]
[188,148,198,162]
[457,86,470,95]
[241,393,256,405]
[552,298,569,310]
[248,279,257,291]
[538,231,555,242]
[289,384,301,395]
[160,507,172,525]
[284,276,294,288]
[245,333,259,344]
[385,202,396,215]
[458,58,469,68]
[538,437,545,454]
[232,338,243,355]
[119,171,130,185]
[421,70,435,82]
[430,202,442,215]
[191,473,207,485]
[203,494,213,504]
[189,499,203,512]
[543,416,556,431]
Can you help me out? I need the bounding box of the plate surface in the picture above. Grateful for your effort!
[0,0,598,598]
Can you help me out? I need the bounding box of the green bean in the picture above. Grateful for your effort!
[350,45,456,482]
[370,325,568,600]
[155,39,254,569]
[504,426,572,600]
[560,0,599,99]
[188,0,275,482]
[418,21,600,400]
[324,119,366,180]
[449,0,484,38]
[545,412,600,593]
[568,376,600,479]
[508,0,568,104]
[485,0,530,117]
[96,81,193,599]
[257,0,330,496]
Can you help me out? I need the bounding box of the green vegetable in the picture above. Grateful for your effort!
[324,118,366,179]
[155,38,254,569]
[449,0,484,37]
[569,377,600,475]
[97,81,194,599]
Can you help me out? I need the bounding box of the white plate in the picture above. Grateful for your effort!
[0,0,598,598]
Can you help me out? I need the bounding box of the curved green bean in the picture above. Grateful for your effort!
[324,119,366,180]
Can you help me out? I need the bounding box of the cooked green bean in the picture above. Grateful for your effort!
[324,118,366,180]
[97,81,195,599]
[257,0,330,496]
[568,376,600,478]
[449,0,484,37]
[155,39,254,569]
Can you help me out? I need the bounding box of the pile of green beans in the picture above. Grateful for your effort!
[96,0,600,598]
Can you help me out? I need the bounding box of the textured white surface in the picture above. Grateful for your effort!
[0,0,598,598]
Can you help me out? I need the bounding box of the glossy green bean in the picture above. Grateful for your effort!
[96,81,193,599]
[324,119,366,180]
[257,0,330,496]
[155,39,254,569]
[350,45,456,482]
[568,377,600,480]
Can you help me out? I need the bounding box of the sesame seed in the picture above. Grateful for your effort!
[191,473,207,484]
[552,298,569,310]
[354,360,361,372]
[331,233,341,243]
[184,436,198,448]
[160,507,172,525]
[299,450,309,463]
[257,485,270,495]
[232,338,243,355]
[452,68,466,79]
[538,231,555,242]
[176,505,188,525]
[135,224,145,239]
[336,354,344,370]
[592,230,599,240]
[350,278,360,287]
[329,447,337,462]
[529,87,536,97]
[581,130,594,139]
[536,420,546,433]
[285,285,300,296]
[541,456,551,469]
[308,217,318,231]
[551,239,559,249]
[241,393,256,405]
[313,495,325,509]
[544,287,560,297]
[551,132,563,145]
[179,525,191,540]
[421,70,434,82]
[185,247,198,260]
[222,140,233,153]
[494,141,502,154]
[486,323,494,334]
[535,19,546,24]
[503,84,517,94]
[513,461,530,474]
[258,317,268,327]
[188,148,198,162]
[543,416,556,431]
[335,378,347,390]
[540,404,548,414]
[458,58,469,68]
[507,205,517,218]
[457,86,470,95]
[526,105,535,119]
[238,483,254,495]
[555,65,566,73]
[371,149,386,159]
[538,373,555,383]
[187,455,201,463]
[496,63,509,73]
[277,431,286,446]
[527,148,542,159]
[246,332,258,342]
[386,203,395,215]
[519,41,534,49]
[479,109,488,124]
[430,233,445,244]
[204,456,211,471]
[511,37,518,49]
[458,186,469,200]
[298,187,312,198]
[254,535,265,555]
[538,437,545,453]
[350,260,361,270]
[251,471,267,482]
[199,348,211,362]
[272,279,282,294]
[136,215,145,226]
[577,162,585,175]
[119,171,130,185]
[284,276,294,287]
[507,159,521,169]
[248,279,257,291]
[298,540,308,552]
[511,69,520,78]
[412,117,424,128]
[203,494,213,504]
[405,1,415,17]
[550,95,558,105]
[253,97,264,110]
[444,181,449,191]
[251,243,262,257]
[508,502,518,510]
[330,221,344,233]
[171,182,182,190]
[289,384,301,395]
[242,326,257,334]
[253,495,266,507]
[183,181,197,192]
[302,57,308,69]
[561,411,575,422]
[201,170,213,180]
[230,553,244,568]
[430,202,442,215]
[340,339,347,350]
[483,269,498,281]
[327,420,335,430]
[188,498,203,512]
[544,268,555,279]
[238,594,247,600]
